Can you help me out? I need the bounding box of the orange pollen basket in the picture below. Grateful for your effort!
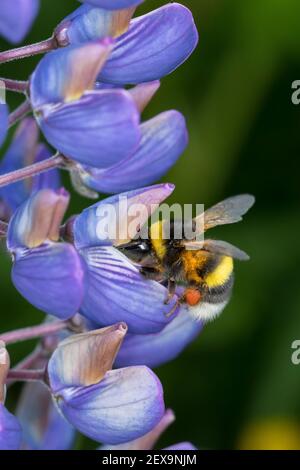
[184,288,202,306]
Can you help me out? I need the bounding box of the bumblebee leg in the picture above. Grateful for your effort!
[140,266,163,282]
[164,279,182,317]
[165,288,191,318]
[165,298,182,318]
[164,279,176,305]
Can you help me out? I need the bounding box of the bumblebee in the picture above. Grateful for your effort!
[119,194,255,322]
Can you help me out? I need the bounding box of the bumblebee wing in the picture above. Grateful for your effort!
[193,194,255,233]
[183,239,249,260]
[183,240,205,251]
[203,239,250,261]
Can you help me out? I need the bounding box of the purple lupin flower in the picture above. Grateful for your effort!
[57,3,198,85]
[67,79,187,195]
[79,107,188,194]
[73,184,180,333]
[47,324,165,444]
[98,3,199,85]
[7,189,86,319]
[0,0,39,44]
[30,39,141,168]
[0,118,60,217]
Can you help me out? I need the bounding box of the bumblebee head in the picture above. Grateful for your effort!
[118,238,152,264]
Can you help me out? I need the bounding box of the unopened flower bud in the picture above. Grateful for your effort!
[47,323,165,445]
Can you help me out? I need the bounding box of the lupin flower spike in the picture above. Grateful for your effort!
[30,39,141,168]
[47,324,165,444]
[0,341,22,450]
[0,0,202,452]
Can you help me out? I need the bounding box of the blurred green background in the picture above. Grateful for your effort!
[1,0,300,450]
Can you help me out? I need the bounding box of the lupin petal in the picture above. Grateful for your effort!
[53,366,164,445]
[37,90,141,168]
[7,188,70,250]
[0,404,22,450]
[79,246,179,334]
[82,111,188,193]
[79,0,144,10]
[11,242,86,319]
[7,190,86,319]
[99,4,199,85]
[56,5,136,45]
[30,40,114,109]
[48,323,127,392]
[73,183,175,249]
[101,408,175,450]
[0,0,39,44]
[17,381,75,450]
[115,308,203,368]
